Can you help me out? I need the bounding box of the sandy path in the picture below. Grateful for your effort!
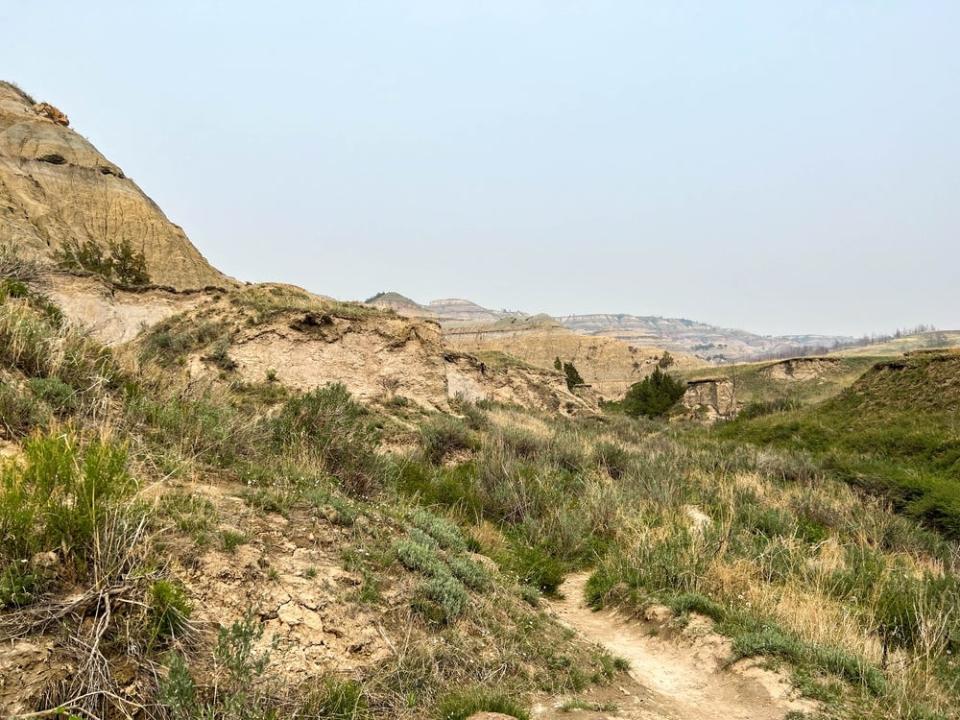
[537,572,812,720]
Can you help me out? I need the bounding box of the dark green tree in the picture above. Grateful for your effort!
[553,356,562,372]
[621,367,686,418]
[562,361,584,391]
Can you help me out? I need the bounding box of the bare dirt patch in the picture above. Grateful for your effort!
[537,573,816,720]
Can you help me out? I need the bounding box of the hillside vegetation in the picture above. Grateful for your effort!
[0,257,623,718]
[3,249,960,718]
[721,351,960,537]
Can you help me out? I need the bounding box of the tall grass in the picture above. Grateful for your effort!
[0,432,138,606]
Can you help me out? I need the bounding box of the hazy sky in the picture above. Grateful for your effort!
[3,2,958,336]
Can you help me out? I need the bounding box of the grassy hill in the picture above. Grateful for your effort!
[833,330,960,357]
[721,350,960,537]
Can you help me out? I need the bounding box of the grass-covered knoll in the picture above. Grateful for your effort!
[835,330,960,357]
[682,355,882,409]
[722,351,960,537]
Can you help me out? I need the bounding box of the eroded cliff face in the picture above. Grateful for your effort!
[0,82,228,290]
[43,274,208,345]
[134,286,596,416]
[444,319,702,400]
[681,378,736,421]
[759,357,841,381]
[444,352,598,415]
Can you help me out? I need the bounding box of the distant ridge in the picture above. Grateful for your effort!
[366,290,857,363]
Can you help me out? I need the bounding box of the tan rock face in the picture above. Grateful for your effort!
[759,357,841,381]
[682,378,736,421]
[444,320,702,400]
[0,81,229,290]
[141,286,597,416]
[45,273,208,345]
[444,352,597,415]
[228,309,451,410]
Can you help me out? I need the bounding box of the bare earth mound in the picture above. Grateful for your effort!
[137,285,597,415]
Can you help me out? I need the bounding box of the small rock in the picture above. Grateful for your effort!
[34,102,69,126]
[30,551,58,569]
[644,604,673,623]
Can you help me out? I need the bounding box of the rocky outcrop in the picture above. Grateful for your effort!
[0,81,229,290]
[135,286,597,416]
[682,378,736,421]
[759,357,841,381]
[228,308,451,410]
[444,318,702,399]
[445,352,597,415]
[366,292,525,327]
[44,273,208,345]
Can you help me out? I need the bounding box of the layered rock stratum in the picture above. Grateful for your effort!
[0,81,228,290]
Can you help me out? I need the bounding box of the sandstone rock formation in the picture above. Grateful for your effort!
[759,357,841,381]
[444,316,703,399]
[44,273,208,345]
[0,81,228,290]
[445,351,597,415]
[682,378,736,421]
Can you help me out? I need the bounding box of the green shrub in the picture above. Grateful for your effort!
[499,427,547,461]
[421,415,478,464]
[448,555,491,591]
[592,441,631,480]
[451,398,490,431]
[147,579,192,643]
[419,573,469,622]
[300,677,369,719]
[157,491,218,544]
[411,509,466,551]
[159,610,272,720]
[731,625,885,695]
[124,390,248,468]
[436,687,529,720]
[738,398,802,420]
[562,361,585,391]
[0,381,49,436]
[220,529,247,553]
[619,368,687,418]
[548,433,585,473]
[519,584,540,607]
[55,238,150,286]
[500,542,565,593]
[0,432,136,598]
[271,384,384,497]
[28,376,77,414]
[667,592,727,623]
[395,536,445,576]
[141,319,229,367]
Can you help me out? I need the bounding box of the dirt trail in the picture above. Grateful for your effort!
[536,573,813,720]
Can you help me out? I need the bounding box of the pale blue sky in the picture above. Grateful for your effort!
[3,1,957,335]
